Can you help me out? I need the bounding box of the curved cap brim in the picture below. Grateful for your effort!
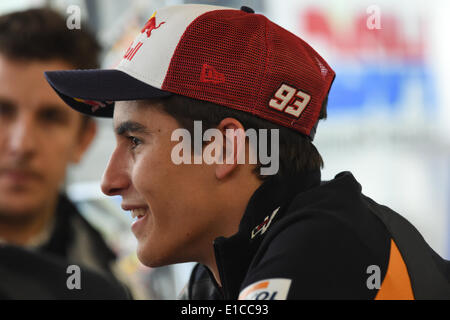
[44,69,172,118]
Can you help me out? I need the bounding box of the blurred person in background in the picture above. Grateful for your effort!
[0,8,129,298]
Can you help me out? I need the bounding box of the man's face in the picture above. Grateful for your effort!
[101,101,220,267]
[0,56,91,219]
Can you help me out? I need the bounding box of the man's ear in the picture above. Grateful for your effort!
[71,119,97,164]
[214,118,247,180]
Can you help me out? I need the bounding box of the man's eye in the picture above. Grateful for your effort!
[127,136,142,149]
[39,109,68,124]
[0,103,15,118]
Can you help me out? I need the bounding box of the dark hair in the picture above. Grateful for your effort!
[0,8,100,69]
[157,94,327,180]
[0,8,101,130]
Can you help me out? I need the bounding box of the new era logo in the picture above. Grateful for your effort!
[200,63,225,84]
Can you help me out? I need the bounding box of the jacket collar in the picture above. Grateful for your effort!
[213,169,321,298]
[40,194,117,271]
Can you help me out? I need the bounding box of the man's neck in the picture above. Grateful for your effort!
[202,175,264,288]
[0,198,57,246]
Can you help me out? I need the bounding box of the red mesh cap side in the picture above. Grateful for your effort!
[162,10,266,112]
[255,20,335,136]
[162,9,335,137]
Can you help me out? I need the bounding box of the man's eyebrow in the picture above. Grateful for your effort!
[38,104,70,114]
[0,97,15,107]
[115,121,151,136]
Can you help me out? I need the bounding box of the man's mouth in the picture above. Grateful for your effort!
[0,168,42,184]
[130,208,148,220]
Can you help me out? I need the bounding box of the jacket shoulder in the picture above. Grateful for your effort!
[239,175,392,299]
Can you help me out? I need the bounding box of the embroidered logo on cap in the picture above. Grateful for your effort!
[269,83,311,118]
[123,41,143,61]
[251,207,280,239]
[141,11,166,38]
[123,11,166,62]
[73,97,111,113]
[200,63,226,84]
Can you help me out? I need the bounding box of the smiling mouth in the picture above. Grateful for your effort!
[131,208,148,220]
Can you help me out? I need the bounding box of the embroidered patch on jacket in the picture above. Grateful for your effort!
[251,207,280,239]
[238,278,292,300]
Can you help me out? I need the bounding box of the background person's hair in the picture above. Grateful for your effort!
[0,7,101,129]
[0,7,100,69]
[155,94,328,180]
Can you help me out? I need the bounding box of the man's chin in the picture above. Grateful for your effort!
[0,196,48,221]
[0,210,38,225]
[136,243,172,268]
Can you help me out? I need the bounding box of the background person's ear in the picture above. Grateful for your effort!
[71,119,97,164]
[214,118,247,180]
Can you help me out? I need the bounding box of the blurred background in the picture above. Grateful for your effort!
[1,0,448,298]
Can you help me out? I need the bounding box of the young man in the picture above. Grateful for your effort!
[45,4,450,299]
[0,8,127,296]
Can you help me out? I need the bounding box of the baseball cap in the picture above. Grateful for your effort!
[45,4,335,139]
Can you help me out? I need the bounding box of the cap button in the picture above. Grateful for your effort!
[240,6,255,13]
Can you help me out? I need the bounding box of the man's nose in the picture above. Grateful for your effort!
[7,116,38,160]
[101,148,130,196]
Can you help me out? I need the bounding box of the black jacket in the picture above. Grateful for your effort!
[0,194,130,299]
[182,171,450,299]
[0,244,129,299]
[39,194,117,277]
